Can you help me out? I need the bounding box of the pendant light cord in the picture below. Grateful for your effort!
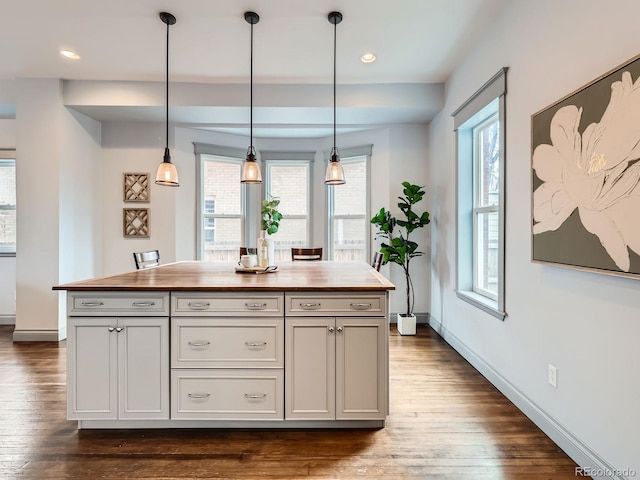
[250,21,254,150]
[165,19,170,151]
[333,19,337,152]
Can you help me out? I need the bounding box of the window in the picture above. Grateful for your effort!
[263,152,313,264]
[328,146,371,261]
[195,144,246,262]
[0,156,16,256]
[453,68,507,319]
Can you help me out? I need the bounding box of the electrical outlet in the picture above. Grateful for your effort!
[548,364,558,388]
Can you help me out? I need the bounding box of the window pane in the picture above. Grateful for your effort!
[271,218,308,263]
[0,160,16,253]
[330,157,367,261]
[203,158,241,215]
[332,217,366,261]
[474,115,500,208]
[203,217,242,262]
[268,164,308,215]
[474,210,498,297]
[200,155,243,261]
[333,161,366,215]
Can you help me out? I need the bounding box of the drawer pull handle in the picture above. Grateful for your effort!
[132,301,155,307]
[187,393,211,399]
[80,301,104,307]
[244,393,267,399]
[245,303,267,310]
[188,302,211,310]
[245,341,267,348]
[350,302,372,310]
[300,302,321,310]
[188,341,211,347]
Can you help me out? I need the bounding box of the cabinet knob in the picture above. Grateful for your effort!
[301,303,321,310]
[187,393,211,399]
[244,393,267,399]
[132,301,155,307]
[188,302,211,310]
[328,326,335,333]
[336,326,343,333]
[81,301,104,307]
[107,326,115,332]
[115,327,123,333]
[350,302,372,310]
[245,303,267,310]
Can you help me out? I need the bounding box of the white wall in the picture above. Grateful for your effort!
[429,0,640,475]
[0,118,16,321]
[14,79,102,340]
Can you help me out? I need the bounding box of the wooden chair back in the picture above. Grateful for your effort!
[291,247,323,261]
[133,250,160,269]
[372,251,383,271]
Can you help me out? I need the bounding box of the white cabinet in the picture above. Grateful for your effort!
[67,316,169,420]
[170,292,285,420]
[285,316,387,421]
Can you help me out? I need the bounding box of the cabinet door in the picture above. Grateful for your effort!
[285,317,335,420]
[336,317,387,420]
[67,318,118,420]
[118,317,169,420]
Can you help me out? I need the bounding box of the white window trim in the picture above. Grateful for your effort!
[0,151,16,257]
[261,151,315,247]
[452,68,507,320]
[326,145,372,261]
[194,143,248,261]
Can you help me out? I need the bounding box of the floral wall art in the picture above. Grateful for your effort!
[532,54,640,278]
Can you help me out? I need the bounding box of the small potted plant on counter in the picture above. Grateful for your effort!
[371,182,430,335]
[258,196,282,266]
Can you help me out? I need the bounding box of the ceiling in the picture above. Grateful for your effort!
[1,0,506,138]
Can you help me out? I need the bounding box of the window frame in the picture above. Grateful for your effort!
[0,153,16,257]
[453,68,507,320]
[327,145,372,261]
[262,151,315,252]
[195,143,248,261]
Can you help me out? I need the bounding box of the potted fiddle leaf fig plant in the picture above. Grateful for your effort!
[371,182,430,335]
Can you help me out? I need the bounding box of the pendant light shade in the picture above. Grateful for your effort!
[325,11,345,186]
[155,12,179,187]
[241,11,262,184]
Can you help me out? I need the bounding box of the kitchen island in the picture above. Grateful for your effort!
[54,261,395,429]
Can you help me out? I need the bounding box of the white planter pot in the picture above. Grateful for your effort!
[397,313,416,335]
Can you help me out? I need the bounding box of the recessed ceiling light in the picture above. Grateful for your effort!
[361,52,376,64]
[60,49,80,60]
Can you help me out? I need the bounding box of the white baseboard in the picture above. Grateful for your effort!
[12,329,60,342]
[429,316,624,480]
[390,312,429,324]
[0,315,15,325]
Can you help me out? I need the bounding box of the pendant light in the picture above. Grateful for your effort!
[325,11,346,185]
[155,12,179,187]
[241,11,262,184]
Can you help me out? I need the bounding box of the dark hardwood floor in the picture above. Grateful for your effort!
[0,324,582,479]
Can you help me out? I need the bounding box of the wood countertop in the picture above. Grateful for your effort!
[53,261,396,292]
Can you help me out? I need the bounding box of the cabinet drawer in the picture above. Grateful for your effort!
[285,292,387,316]
[171,369,283,420]
[68,292,170,316]
[172,292,283,316]
[171,318,283,368]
